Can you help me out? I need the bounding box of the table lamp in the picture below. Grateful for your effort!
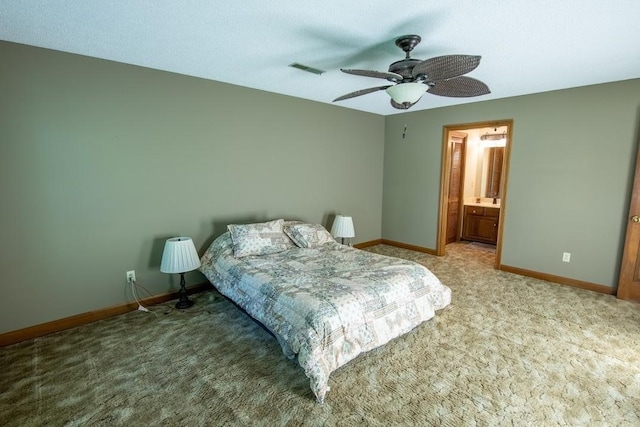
[331,215,355,245]
[160,237,201,309]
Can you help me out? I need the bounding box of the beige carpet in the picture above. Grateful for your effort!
[2,242,640,426]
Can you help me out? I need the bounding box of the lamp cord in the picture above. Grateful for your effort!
[131,280,159,317]
[130,279,214,316]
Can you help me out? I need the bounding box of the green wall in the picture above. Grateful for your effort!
[2,38,638,335]
[383,79,640,287]
[0,41,385,334]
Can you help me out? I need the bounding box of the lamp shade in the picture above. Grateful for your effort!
[331,215,355,238]
[160,237,201,274]
[386,83,427,104]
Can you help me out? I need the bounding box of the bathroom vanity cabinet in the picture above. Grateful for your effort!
[462,205,500,245]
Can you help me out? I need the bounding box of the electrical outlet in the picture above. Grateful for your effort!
[126,270,136,283]
[562,252,571,263]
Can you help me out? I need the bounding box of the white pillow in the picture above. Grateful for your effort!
[284,223,335,248]
[227,219,294,258]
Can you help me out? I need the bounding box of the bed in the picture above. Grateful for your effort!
[199,219,451,403]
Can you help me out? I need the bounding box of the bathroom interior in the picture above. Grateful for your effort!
[451,125,508,251]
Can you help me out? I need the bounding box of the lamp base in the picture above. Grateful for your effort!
[175,298,194,310]
[340,238,352,246]
[175,272,194,310]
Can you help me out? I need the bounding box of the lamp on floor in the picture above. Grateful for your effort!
[331,215,355,245]
[160,237,201,309]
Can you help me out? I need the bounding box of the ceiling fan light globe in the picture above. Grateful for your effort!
[386,83,427,104]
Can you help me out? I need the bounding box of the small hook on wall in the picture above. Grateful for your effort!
[402,124,407,139]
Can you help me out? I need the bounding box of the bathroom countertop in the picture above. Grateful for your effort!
[465,202,501,208]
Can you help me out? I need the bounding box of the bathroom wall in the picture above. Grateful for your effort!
[462,127,507,204]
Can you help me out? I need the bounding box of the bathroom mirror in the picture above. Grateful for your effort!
[482,147,504,198]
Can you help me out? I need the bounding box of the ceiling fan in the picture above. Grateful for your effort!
[333,35,490,110]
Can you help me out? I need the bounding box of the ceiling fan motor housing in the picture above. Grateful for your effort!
[389,35,425,81]
[388,58,422,81]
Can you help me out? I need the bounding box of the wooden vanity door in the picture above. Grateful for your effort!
[446,135,465,244]
[617,144,640,302]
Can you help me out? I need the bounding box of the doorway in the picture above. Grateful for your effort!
[436,119,513,268]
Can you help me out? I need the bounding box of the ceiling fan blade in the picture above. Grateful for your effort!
[333,85,392,102]
[341,69,403,81]
[390,99,416,110]
[427,76,491,97]
[412,55,481,81]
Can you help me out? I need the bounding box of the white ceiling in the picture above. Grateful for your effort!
[2,1,639,116]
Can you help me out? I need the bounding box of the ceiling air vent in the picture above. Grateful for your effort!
[289,63,325,75]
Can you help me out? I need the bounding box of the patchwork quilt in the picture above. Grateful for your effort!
[200,231,451,403]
